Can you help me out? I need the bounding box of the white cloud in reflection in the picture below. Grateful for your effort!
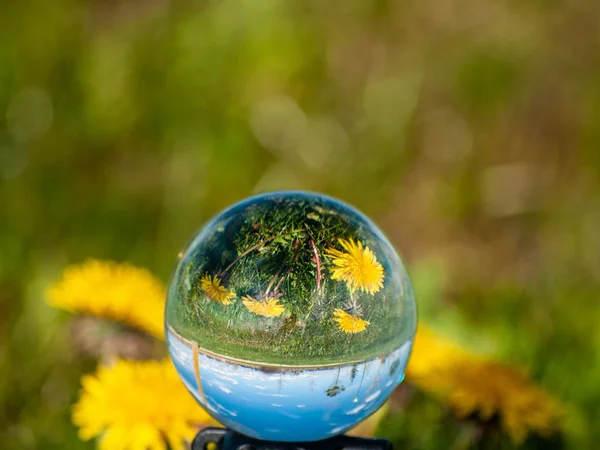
[365,390,382,403]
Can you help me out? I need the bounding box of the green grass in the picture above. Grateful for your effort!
[2,0,600,448]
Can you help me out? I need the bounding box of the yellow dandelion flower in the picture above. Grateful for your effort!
[326,238,384,294]
[200,273,236,305]
[242,296,286,317]
[47,260,165,340]
[407,328,564,443]
[448,361,564,443]
[73,359,216,450]
[405,328,471,380]
[332,308,370,334]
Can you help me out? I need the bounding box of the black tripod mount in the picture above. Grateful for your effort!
[192,427,392,450]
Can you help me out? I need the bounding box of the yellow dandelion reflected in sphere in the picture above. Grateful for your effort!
[332,308,370,334]
[326,238,384,295]
[73,359,215,450]
[47,259,165,339]
[242,296,286,317]
[201,273,236,305]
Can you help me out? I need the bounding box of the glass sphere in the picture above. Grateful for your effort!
[165,192,416,442]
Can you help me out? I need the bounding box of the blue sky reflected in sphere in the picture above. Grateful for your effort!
[167,329,412,441]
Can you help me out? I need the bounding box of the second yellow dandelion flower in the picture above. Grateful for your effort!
[333,308,370,333]
[73,359,216,450]
[242,296,286,317]
[201,273,236,305]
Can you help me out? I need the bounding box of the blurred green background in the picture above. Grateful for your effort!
[1,0,599,448]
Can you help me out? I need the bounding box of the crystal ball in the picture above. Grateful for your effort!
[165,192,416,442]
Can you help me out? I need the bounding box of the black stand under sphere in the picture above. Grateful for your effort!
[192,428,392,450]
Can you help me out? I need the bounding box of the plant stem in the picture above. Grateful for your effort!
[273,266,293,292]
[310,238,322,292]
[265,257,288,296]
[350,291,358,310]
[223,237,273,273]
[192,342,207,404]
[267,239,300,292]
